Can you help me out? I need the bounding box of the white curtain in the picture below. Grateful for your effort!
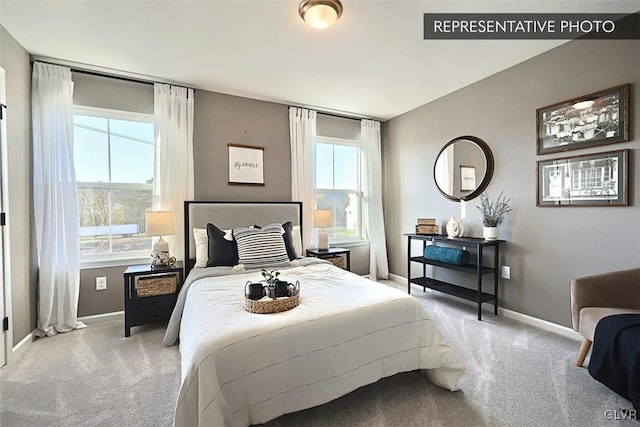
[32,62,86,336]
[153,84,195,260]
[289,107,317,250]
[361,119,389,280]
[435,145,454,195]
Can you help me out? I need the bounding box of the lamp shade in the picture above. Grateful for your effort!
[314,209,332,229]
[299,0,343,30]
[145,211,175,236]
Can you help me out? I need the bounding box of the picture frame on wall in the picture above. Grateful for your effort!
[536,149,628,207]
[460,165,476,191]
[228,143,265,186]
[536,84,629,155]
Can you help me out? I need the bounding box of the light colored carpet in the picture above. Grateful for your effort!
[1,281,636,426]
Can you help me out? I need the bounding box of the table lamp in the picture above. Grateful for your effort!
[314,209,332,250]
[146,211,175,268]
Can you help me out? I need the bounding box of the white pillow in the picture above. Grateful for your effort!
[193,228,208,268]
[194,226,234,268]
[292,225,303,258]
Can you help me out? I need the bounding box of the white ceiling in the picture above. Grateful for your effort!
[1,1,638,120]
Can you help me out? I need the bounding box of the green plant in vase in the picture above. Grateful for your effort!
[261,269,281,299]
[476,192,512,240]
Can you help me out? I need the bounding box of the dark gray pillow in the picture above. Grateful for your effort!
[206,223,238,267]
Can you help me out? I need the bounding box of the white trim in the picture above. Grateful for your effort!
[77,181,152,191]
[315,135,360,146]
[0,66,13,366]
[73,105,155,263]
[5,312,125,366]
[388,273,582,342]
[314,136,364,241]
[9,329,37,364]
[335,240,369,248]
[74,105,153,123]
[80,257,150,270]
[500,308,582,341]
[78,311,124,325]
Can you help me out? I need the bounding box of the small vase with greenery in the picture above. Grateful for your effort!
[261,269,281,299]
[476,192,512,240]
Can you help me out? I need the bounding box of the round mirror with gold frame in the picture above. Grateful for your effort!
[433,135,494,201]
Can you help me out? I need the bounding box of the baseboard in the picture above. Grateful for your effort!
[78,311,124,325]
[11,329,37,363]
[6,312,125,366]
[388,273,582,342]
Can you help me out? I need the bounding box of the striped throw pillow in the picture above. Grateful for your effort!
[233,225,291,270]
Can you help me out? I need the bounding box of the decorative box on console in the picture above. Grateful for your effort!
[417,218,437,225]
[416,218,438,235]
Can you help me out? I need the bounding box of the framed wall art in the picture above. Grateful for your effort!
[536,149,628,207]
[228,143,265,186]
[460,165,476,191]
[536,84,629,155]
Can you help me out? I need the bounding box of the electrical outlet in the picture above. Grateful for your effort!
[96,276,107,291]
[501,266,511,280]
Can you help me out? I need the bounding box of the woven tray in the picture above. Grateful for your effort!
[244,293,300,314]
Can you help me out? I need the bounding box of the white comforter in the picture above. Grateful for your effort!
[175,263,464,426]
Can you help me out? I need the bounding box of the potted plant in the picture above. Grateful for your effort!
[261,269,284,299]
[476,192,512,240]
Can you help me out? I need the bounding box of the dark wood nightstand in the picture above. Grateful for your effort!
[306,247,351,271]
[123,262,183,337]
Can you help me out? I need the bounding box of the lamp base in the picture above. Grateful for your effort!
[317,230,329,250]
[150,237,171,268]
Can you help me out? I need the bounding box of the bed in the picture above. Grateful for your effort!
[165,201,464,427]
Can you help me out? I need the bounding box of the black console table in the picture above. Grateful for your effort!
[405,234,505,320]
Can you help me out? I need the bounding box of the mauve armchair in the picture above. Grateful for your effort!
[570,267,640,367]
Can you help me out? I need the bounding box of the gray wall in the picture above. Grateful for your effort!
[77,89,370,316]
[72,72,153,114]
[191,93,369,276]
[383,39,640,327]
[0,25,37,345]
[78,267,127,317]
[317,114,361,140]
[193,91,291,201]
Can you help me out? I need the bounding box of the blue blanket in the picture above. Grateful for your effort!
[423,246,470,265]
[588,314,640,412]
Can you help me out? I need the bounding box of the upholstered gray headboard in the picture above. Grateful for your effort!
[184,201,303,275]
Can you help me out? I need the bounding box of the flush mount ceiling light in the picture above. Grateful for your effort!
[571,99,596,109]
[299,0,343,30]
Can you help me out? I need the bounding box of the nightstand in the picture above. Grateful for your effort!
[123,262,184,337]
[306,247,351,271]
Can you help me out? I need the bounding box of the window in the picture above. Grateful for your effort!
[314,137,363,242]
[572,165,612,190]
[73,106,154,260]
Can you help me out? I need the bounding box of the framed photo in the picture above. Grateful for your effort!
[460,165,476,191]
[537,149,628,207]
[228,143,264,186]
[536,84,629,155]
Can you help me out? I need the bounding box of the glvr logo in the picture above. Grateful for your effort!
[604,409,637,420]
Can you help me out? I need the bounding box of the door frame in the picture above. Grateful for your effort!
[0,66,13,366]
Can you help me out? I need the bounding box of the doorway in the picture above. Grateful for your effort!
[0,66,8,367]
